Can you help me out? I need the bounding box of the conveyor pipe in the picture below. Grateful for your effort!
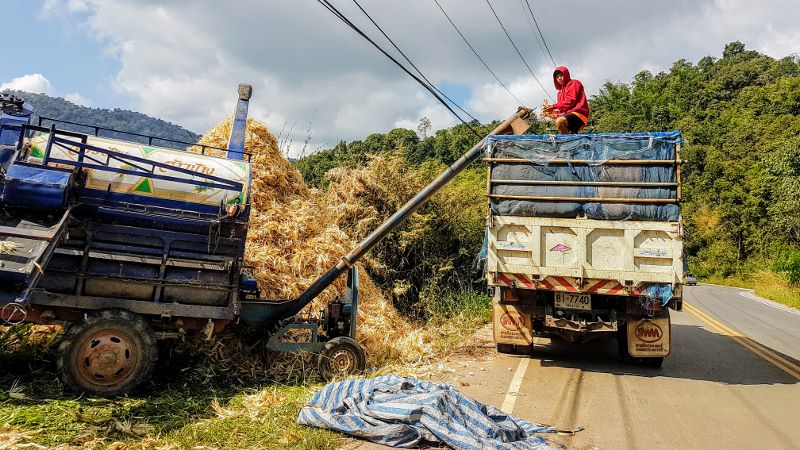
[285,107,533,318]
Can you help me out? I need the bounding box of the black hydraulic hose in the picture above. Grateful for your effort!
[283,108,533,319]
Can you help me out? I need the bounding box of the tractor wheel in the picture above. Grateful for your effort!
[56,309,157,397]
[318,337,366,381]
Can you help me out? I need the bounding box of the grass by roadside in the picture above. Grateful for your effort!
[702,271,800,310]
[421,291,493,355]
[0,291,493,449]
[0,360,340,449]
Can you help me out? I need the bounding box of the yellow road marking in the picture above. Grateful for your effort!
[684,302,800,381]
[684,303,799,375]
[501,357,530,413]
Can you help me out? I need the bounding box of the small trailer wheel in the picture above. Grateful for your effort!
[56,309,157,397]
[318,337,366,381]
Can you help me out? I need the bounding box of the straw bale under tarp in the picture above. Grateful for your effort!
[488,132,682,221]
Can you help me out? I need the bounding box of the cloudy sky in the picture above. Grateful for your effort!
[2,0,798,155]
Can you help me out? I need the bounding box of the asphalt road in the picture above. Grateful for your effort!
[353,284,800,450]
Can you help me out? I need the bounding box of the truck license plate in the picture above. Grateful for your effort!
[554,292,591,311]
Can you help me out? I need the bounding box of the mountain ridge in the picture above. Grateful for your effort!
[1,90,199,149]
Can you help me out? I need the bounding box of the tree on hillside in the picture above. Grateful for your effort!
[1,90,199,147]
[591,42,800,277]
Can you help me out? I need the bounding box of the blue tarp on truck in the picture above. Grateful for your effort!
[487,131,682,222]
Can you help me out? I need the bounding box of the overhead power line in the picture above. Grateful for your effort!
[485,0,553,101]
[350,0,478,123]
[523,0,556,67]
[432,0,525,106]
[517,0,555,68]
[316,0,483,140]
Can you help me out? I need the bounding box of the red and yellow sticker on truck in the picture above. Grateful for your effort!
[491,272,646,296]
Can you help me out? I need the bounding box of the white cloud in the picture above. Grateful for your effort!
[65,92,93,107]
[0,73,55,95]
[35,0,800,157]
[41,0,89,18]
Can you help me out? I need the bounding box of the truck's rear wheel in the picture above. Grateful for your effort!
[618,325,664,368]
[318,337,366,381]
[641,357,664,368]
[617,325,632,362]
[57,309,157,397]
[496,343,532,355]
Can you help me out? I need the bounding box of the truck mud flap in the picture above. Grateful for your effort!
[627,315,671,357]
[493,302,533,346]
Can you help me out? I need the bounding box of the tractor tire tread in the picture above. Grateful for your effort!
[56,309,157,397]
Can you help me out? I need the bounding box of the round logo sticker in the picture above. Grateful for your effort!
[634,321,663,343]
[500,312,525,331]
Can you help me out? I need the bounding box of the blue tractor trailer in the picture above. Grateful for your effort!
[0,87,535,396]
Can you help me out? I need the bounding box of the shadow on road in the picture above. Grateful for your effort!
[528,324,799,385]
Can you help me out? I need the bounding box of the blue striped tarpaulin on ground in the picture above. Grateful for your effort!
[298,374,568,449]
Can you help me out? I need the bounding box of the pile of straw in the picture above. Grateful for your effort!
[0,241,19,254]
[194,118,434,369]
[0,424,40,449]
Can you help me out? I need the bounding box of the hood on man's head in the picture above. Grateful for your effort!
[553,66,571,89]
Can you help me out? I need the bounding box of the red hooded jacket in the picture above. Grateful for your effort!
[552,66,589,122]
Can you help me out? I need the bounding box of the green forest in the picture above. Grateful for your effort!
[296,42,800,308]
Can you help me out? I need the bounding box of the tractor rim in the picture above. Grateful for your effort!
[328,348,357,375]
[77,330,138,387]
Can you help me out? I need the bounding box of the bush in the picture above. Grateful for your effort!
[420,287,492,327]
[773,249,800,285]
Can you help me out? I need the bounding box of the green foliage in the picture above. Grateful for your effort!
[324,150,488,313]
[773,250,800,286]
[297,120,506,188]
[703,270,800,310]
[591,42,800,277]
[2,90,199,147]
[422,290,492,327]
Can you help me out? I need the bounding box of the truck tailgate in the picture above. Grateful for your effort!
[487,215,683,287]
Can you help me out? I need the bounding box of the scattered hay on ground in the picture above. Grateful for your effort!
[0,424,42,450]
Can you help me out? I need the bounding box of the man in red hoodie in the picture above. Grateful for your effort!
[544,66,590,134]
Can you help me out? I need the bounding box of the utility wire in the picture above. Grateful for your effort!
[350,0,478,123]
[517,0,554,68]
[523,0,556,67]
[485,0,553,101]
[316,0,483,140]
[432,0,525,106]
